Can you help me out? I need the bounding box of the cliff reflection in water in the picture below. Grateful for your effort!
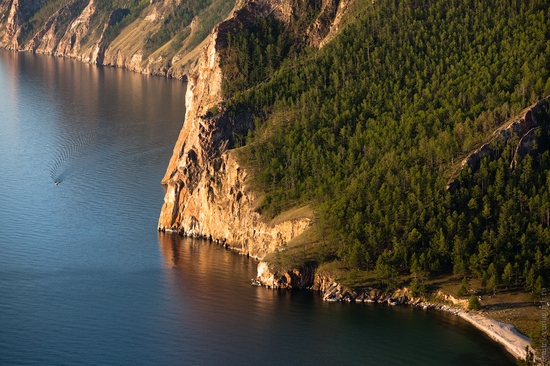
[157,232,288,365]
[158,232,282,312]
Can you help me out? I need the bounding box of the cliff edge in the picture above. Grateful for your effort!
[158,0,347,258]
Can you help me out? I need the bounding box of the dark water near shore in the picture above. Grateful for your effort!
[0,50,515,365]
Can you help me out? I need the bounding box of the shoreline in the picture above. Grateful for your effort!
[0,48,190,82]
[456,310,531,360]
[347,292,532,360]
[403,298,532,360]
[254,266,533,361]
[7,45,530,363]
[358,294,532,360]
[330,292,532,360]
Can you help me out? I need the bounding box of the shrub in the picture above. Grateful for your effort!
[456,278,469,297]
[468,295,482,311]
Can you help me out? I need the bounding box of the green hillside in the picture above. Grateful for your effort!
[222,0,550,298]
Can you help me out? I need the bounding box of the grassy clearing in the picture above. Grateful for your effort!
[263,227,321,271]
[268,204,313,226]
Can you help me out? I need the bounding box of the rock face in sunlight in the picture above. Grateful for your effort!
[255,261,316,288]
[158,0,346,258]
[158,1,302,259]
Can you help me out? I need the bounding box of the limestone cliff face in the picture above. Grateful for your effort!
[158,0,348,258]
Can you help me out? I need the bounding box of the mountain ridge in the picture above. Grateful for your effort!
[0,0,239,79]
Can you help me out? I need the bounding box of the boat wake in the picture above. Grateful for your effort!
[49,131,97,184]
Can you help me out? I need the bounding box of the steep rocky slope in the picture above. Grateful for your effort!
[0,0,237,78]
[158,0,347,258]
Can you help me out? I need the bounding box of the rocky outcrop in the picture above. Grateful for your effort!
[253,262,468,305]
[253,260,476,311]
[254,261,315,288]
[514,127,542,164]
[315,0,351,48]
[158,0,351,258]
[158,0,314,259]
[447,97,550,190]
[25,3,74,54]
[1,0,24,49]
[54,0,96,60]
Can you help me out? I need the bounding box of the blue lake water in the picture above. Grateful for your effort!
[0,50,516,365]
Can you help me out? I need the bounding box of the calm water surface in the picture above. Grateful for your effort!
[0,51,515,365]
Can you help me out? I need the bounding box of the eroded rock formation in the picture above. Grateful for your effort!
[255,261,316,288]
[158,0,347,258]
[158,0,311,259]
[447,97,550,190]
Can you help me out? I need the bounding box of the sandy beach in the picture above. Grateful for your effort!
[457,310,532,360]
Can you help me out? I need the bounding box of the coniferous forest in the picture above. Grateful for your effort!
[219,0,550,296]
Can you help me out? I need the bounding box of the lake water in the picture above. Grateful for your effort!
[0,50,516,365]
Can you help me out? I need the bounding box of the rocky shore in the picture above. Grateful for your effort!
[272,283,531,360]
[253,264,533,360]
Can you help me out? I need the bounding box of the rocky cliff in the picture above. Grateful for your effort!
[447,97,550,190]
[158,0,347,258]
[0,0,238,78]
